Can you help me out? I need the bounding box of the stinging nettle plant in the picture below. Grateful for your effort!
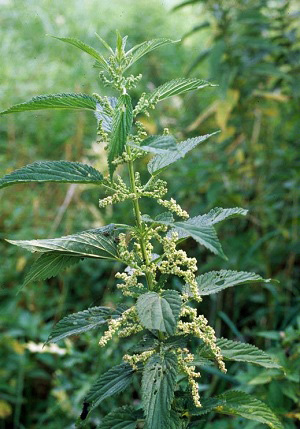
[1,32,284,428]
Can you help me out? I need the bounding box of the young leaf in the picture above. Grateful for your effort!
[108,94,133,176]
[0,161,103,189]
[148,132,219,174]
[0,93,97,115]
[126,38,180,69]
[47,306,114,343]
[98,406,142,429]
[84,363,135,413]
[142,352,178,429]
[197,338,281,369]
[50,36,108,70]
[23,253,81,288]
[137,290,182,335]
[145,78,214,103]
[191,391,284,429]
[7,225,119,260]
[194,270,272,296]
[129,134,177,154]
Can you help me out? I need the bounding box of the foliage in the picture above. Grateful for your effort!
[0,30,286,429]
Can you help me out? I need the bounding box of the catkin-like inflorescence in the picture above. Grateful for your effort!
[177,306,226,373]
[123,350,155,371]
[158,232,202,302]
[157,197,189,219]
[99,307,142,347]
[177,348,202,407]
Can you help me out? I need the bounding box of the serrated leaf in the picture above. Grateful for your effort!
[192,391,284,429]
[0,161,103,189]
[98,406,141,429]
[142,214,225,259]
[145,78,214,103]
[195,270,271,296]
[108,94,133,177]
[148,132,219,174]
[95,97,118,132]
[137,290,182,335]
[171,221,226,259]
[0,93,97,115]
[47,306,115,343]
[84,363,135,413]
[7,225,119,260]
[126,38,179,69]
[197,338,281,369]
[23,252,81,288]
[142,352,178,429]
[129,135,177,154]
[51,36,108,70]
[187,207,248,226]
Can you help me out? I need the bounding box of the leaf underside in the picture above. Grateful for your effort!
[126,38,179,69]
[148,132,219,174]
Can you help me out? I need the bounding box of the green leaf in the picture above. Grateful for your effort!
[0,161,103,189]
[7,225,119,260]
[142,352,178,429]
[145,78,214,103]
[129,135,177,154]
[192,391,284,429]
[148,132,219,174]
[84,363,135,413]
[197,338,281,369]
[195,270,271,296]
[23,253,81,288]
[108,94,133,177]
[47,306,115,343]
[51,36,108,70]
[98,406,141,429]
[0,93,97,115]
[188,207,248,226]
[137,290,182,335]
[126,38,180,69]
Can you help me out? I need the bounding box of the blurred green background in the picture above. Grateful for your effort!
[0,0,299,428]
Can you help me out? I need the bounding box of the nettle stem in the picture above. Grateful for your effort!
[126,146,154,290]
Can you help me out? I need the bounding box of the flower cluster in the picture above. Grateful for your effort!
[177,306,226,373]
[158,232,201,302]
[177,348,201,407]
[99,176,134,208]
[133,92,160,116]
[99,307,142,347]
[123,349,155,370]
[157,198,189,219]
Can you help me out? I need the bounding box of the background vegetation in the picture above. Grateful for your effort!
[0,0,299,427]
